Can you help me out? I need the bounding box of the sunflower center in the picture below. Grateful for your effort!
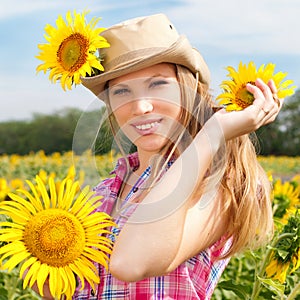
[57,33,89,72]
[235,82,255,109]
[23,208,85,266]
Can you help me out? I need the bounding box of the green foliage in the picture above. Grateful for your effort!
[256,89,300,156]
[212,175,300,299]
[212,247,300,300]
[0,269,41,300]
[0,107,113,156]
[0,88,299,156]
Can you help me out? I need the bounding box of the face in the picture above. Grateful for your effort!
[108,63,181,157]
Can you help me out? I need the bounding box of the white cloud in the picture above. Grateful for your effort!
[0,0,299,122]
[0,0,147,21]
[167,0,300,55]
[0,73,98,121]
[0,1,57,20]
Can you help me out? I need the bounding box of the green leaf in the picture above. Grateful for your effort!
[0,288,7,300]
[257,276,285,296]
[217,280,249,300]
[277,249,289,260]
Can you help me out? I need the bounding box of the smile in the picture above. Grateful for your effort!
[135,121,159,130]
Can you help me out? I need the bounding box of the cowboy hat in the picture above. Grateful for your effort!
[81,13,210,96]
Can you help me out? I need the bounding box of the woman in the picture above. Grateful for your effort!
[43,13,280,299]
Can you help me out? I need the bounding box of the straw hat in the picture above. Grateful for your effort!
[81,13,210,96]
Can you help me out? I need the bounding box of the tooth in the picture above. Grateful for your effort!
[136,121,158,130]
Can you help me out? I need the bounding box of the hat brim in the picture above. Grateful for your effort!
[81,35,210,97]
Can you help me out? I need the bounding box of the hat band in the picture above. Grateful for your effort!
[105,47,167,71]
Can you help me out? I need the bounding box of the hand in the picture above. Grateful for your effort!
[213,78,282,141]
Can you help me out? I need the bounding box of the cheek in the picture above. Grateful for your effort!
[112,105,129,127]
[158,98,182,121]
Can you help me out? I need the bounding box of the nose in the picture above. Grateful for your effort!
[132,98,153,115]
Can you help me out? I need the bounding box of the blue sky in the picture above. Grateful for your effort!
[1,0,299,121]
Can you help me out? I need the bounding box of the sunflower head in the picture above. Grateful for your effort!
[266,209,300,283]
[0,174,116,299]
[36,10,110,91]
[216,61,296,111]
[272,179,300,224]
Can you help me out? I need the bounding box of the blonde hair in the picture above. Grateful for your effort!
[176,65,273,258]
[105,64,273,258]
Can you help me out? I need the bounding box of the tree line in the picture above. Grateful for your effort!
[0,89,299,156]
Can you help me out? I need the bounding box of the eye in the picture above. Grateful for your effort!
[111,87,130,96]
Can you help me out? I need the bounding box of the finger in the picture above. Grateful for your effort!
[246,81,265,110]
[255,78,282,116]
[246,80,278,123]
[267,79,277,93]
[267,79,282,108]
[255,78,273,102]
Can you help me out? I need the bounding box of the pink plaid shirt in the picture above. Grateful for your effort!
[74,152,231,300]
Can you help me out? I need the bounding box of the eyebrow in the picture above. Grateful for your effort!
[109,73,170,88]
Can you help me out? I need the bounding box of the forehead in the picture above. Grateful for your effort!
[109,63,177,86]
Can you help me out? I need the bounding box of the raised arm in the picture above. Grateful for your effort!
[109,79,281,282]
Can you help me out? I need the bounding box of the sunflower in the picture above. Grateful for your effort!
[0,175,115,299]
[272,179,300,225]
[217,61,296,111]
[36,10,110,91]
[266,209,300,283]
[0,178,10,201]
[265,254,290,283]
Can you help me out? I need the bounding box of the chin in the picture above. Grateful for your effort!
[136,136,168,153]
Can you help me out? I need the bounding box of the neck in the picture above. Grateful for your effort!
[135,149,159,176]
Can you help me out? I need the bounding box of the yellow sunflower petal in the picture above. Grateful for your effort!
[62,180,78,210]
[0,170,114,299]
[0,222,24,230]
[25,179,43,208]
[217,61,296,111]
[0,204,29,224]
[48,267,58,298]
[62,265,77,297]
[0,229,24,242]
[74,258,99,288]
[16,188,44,212]
[2,250,31,271]
[57,178,67,206]
[83,247,109,270]
[6,192,37,215]
[69,262,86,290]
[35,175,51,209]
[69,185,92,214]
[49,177,57,208]
[20,256,37,280]
[0,241,27,266]
[37,263,50,297]
[23,260,41,289]
[36,10,109,91]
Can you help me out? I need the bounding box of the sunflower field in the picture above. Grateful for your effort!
[0,151,299,299]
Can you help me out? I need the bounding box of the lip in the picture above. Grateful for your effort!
[131,118,162,135]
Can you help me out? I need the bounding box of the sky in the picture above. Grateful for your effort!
[1,0,299,122]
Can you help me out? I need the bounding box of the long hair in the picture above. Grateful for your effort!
[104,64,273,257]
[176,64,273,257]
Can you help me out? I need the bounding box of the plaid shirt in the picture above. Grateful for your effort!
[74,152,231,300]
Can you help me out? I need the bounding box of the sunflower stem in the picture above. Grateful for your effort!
[16,294,37,300]
[286,278,300,300]
[250,233,294,299]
